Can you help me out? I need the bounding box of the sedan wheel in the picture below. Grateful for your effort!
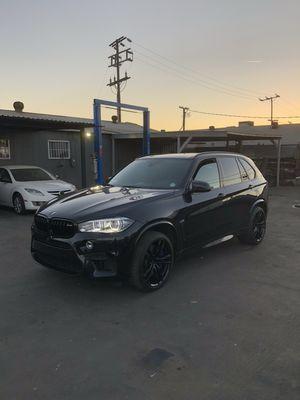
[13,194,26,215]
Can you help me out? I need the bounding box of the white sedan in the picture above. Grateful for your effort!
[0,165,76,214]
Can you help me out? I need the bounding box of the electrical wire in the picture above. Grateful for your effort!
[131,40,265,98]
[134,56,254,101]
[134,49,255,100]
[102,105,139,114]
[189,109,300,119]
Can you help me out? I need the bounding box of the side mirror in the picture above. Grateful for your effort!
[105,176,112,184]
[191,180,211,193]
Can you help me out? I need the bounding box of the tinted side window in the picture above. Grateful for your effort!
[239,158,256,180]
[219,157,242,186]
[194,161,220,189]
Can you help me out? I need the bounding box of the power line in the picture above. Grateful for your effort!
[131,39,264,98]
[134,56,254,101]
[188,109,300,119]
[134,49,255,100]
[133,40,298,118]
[280,98,299,113]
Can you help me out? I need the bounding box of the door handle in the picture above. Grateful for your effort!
[218,192,225,198]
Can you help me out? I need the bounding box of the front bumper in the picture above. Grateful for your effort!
[31,223,142,278]
[23,194,55,211]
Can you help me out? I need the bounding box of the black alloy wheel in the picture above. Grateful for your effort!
[252,208,266,242]
[238,206,266,245]
[130,231,174,291]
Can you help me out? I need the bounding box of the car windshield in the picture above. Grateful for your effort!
[10,168,53,182]
[109,158,192,189]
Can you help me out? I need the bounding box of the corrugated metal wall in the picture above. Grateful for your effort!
[0,128,83,187]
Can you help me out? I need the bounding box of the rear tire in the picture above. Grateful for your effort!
[130,231,174,292]
[13,193,26,215]
[238,206,266,245]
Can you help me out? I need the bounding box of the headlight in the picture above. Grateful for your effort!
[24,188,44,196]
[78,217,134,233]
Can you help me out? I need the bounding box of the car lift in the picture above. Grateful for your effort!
[93,99,150,184]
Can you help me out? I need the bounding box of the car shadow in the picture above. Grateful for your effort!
[0,204,35,217]
[32,234,249,303]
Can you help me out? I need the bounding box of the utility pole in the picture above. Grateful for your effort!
[259,94,280,127]
[179,106,189,131]
[107,36,133,122]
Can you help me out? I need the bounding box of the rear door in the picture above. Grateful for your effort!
[182,158,229,247]
[236,157,264,227]
[217,156,245,233]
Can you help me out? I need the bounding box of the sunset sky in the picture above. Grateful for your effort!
[1,0,300,130]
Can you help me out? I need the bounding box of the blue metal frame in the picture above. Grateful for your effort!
[93,99,150,184]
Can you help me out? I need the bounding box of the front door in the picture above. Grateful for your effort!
[182,159,228,247]
[0,168,12,205]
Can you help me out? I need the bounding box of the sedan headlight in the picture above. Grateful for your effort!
[78,217,134,233]
[24,188,45,196]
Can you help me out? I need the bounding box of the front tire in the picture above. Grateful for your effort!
[130,231,174,292]
[238,206,266,245]
[13,193,26,215]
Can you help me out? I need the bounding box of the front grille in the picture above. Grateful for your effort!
[51,219,75,238]
[34,215,76,238]
[47,190,71,196]
[35,215,48,232]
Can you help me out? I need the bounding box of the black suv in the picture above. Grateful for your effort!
[31,152,268,291]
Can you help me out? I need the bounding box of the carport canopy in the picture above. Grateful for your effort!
[111,129,282,186]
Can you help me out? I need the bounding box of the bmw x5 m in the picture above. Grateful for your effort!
[31,152,268,291]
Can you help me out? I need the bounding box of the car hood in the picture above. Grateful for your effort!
[18,180,75,193]
[39,185,174,221]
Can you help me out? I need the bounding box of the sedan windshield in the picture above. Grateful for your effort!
[109,158,192,189]
[11,168,53,182]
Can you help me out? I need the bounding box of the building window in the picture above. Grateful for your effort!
[48,140,70,159]
[0,139,10,159]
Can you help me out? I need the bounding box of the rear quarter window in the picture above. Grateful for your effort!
[239,158,256,180]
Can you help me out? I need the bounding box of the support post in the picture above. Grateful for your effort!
[226,138,229,151]
[179,135,193,152]
[93,99,150,182]
[177,136,181,153]
[80,129,87,188]
[93,100,104,184]
[143,110,150,155]
[276,138,281,187]
[111,136,116,176]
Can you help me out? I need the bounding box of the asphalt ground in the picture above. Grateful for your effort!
[0,187,299,400]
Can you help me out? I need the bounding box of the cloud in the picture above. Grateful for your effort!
[246,60,263,63]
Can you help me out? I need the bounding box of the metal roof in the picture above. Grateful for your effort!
[224,124,299,144]
[112,129,282,142]
[0,109,156,134]
[0,109,93,129]
[227,131,281,141]
[113,130,229,140]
